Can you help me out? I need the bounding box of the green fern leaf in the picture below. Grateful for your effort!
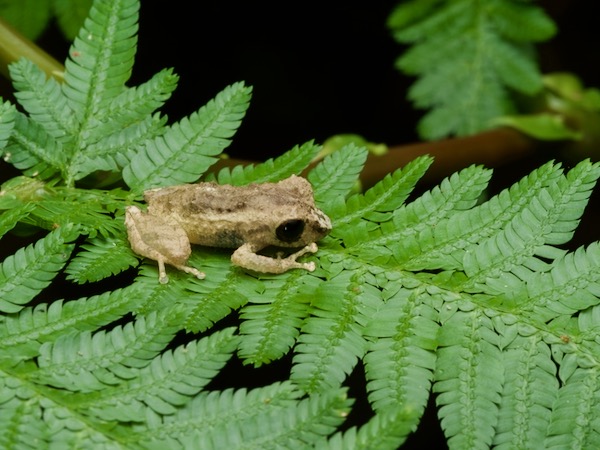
[4,111,68,180]
[315,406,419,450]
[123,82,252,191]
[0,284,146,362]
[493,335,558,449]
[0,225,78,313]
[389,0,556,139]
[329,155,433,236]
[135,248,261,333]
[520,242,600,324]
[65,234,138,283]
[291,269,382,394]
[544,367,600,449]
[0,100,16,150]
[348,164,491,264]
[130,382,300,446]
[408,160,564,271]
[364,288,438,416]
[133,383,350,448]
[84,327,239,422]
[489,0,557,42]
[0,203,35,238]
[308,143,368,208]
[71,113,167,178]
[9,58,76,140]
[62,0,139,121]
[238,272,318,366]
[34,309,182,393]
[210,140,321,186]
[462,160,600,293]
[0,375,49,449]
[433,309,504,450]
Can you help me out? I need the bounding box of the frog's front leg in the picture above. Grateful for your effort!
[231,242,318,274]
[125,206,205,284]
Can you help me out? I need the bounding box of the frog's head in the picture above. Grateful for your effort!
[269,176,332,248]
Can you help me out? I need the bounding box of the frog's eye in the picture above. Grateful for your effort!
[276,219,305,243]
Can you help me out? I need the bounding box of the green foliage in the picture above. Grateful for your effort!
[388,0,557,139]
[0,0,599,448]
[0,0,92,40]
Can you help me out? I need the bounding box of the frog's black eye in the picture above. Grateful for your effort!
[276,219,305,243]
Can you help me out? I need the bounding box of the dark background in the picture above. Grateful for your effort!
[35,1,600,163]
[22,1,600,447]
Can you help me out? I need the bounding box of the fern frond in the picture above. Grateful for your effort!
[463,160,600,293]
[4,111,68,180]
[65,234,137,284]
[129,382,298,446]
[308,143,368,208]
[0,225,78,314]
[25,198,120,238]
[544,367,600,449]
[83,327,239,422]
[329,155,433,235]
[133,248,261,333]
[90,67,178,137]
[364,288,438,416]
[291,269,382,394]
[0,203,35,238]
[0,100,16,150]
[433,309,504,450]
[315,406,419,450]
[389,0,556,139]
[123,82,252,191]
[9,58,76,140]
[238,272,318,366]
[520,242,600,323]
[408,160,564,271]
[0,284,146,360]
[348,164,492,264]
[69,68,178,179]
[62,0,139,121]
[0,375,49,450]
[33,309,182,393]
[493,334,558,449]
[132,383,350,449]
[71,113,167,179]
[210,140,321,186]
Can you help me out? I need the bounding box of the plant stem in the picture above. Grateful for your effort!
[0,17,64,81]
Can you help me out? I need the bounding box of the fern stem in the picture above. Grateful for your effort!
[0,17,64,82]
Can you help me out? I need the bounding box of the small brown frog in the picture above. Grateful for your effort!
[125,175,332,283]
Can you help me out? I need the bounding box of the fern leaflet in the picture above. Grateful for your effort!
[389,0,556,139]
[0,225,79,313]
[62,0,138,122]
[65,234,138,283]
[210,140,321,186]
[238,271,318,366]
[291,269,381,394]
[308,143,368,208]
[123,82,252,191]
[433,309,504,450]
[9,58,76,140]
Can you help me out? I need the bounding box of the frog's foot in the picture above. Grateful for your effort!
[284,243,318,271]
[157,260,205,284]
[232,243,319,274]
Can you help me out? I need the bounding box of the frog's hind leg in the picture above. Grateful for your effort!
[231,242,318,274]
[125,206,205,283]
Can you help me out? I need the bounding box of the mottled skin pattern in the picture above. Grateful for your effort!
[125,175,332,283]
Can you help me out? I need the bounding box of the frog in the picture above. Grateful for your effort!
[125,175,332,283]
